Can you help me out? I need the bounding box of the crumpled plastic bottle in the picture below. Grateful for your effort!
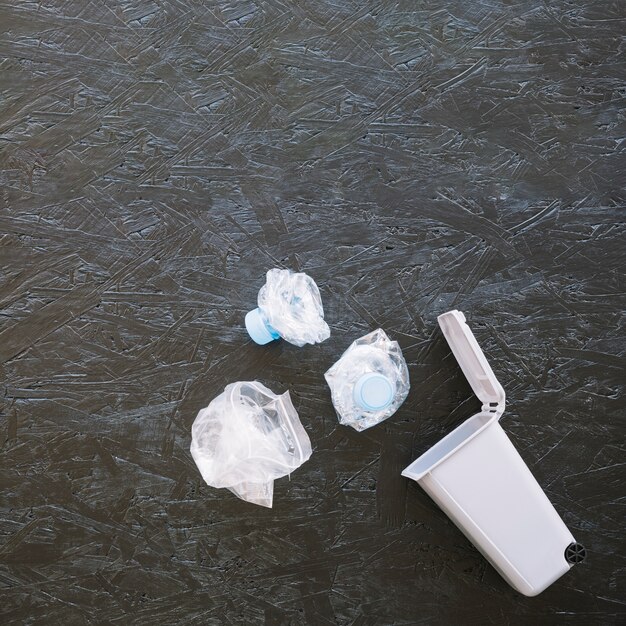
[325,329,409,431]
[190,381,312,507]
[245,268,331,347]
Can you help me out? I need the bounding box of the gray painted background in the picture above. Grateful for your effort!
[1,0,624,624]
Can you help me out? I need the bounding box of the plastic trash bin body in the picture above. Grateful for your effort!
[404,412,574,596]
[402,310,580,596]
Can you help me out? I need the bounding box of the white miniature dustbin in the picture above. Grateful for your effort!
[402,310,585,596]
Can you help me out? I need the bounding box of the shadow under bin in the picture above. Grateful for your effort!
[402,310,585,596]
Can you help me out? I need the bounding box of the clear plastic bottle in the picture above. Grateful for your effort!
[190,381,312,508]
[325,329,409,431]
[245,268,331,347]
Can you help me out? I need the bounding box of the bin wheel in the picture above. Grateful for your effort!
[565,542,586,564]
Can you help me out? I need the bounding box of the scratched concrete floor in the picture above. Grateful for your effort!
[1,1,624,624]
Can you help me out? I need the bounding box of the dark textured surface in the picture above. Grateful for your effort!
[1,1,624,624]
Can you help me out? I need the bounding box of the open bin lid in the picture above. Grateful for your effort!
[438,310,505,413]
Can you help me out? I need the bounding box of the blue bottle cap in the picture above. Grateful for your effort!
[353,373,395,411]
[245,308,280,345]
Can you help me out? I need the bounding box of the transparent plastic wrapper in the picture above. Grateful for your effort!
[245,268,331,346]
[325,329,409,431]
[190,381,312,507]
